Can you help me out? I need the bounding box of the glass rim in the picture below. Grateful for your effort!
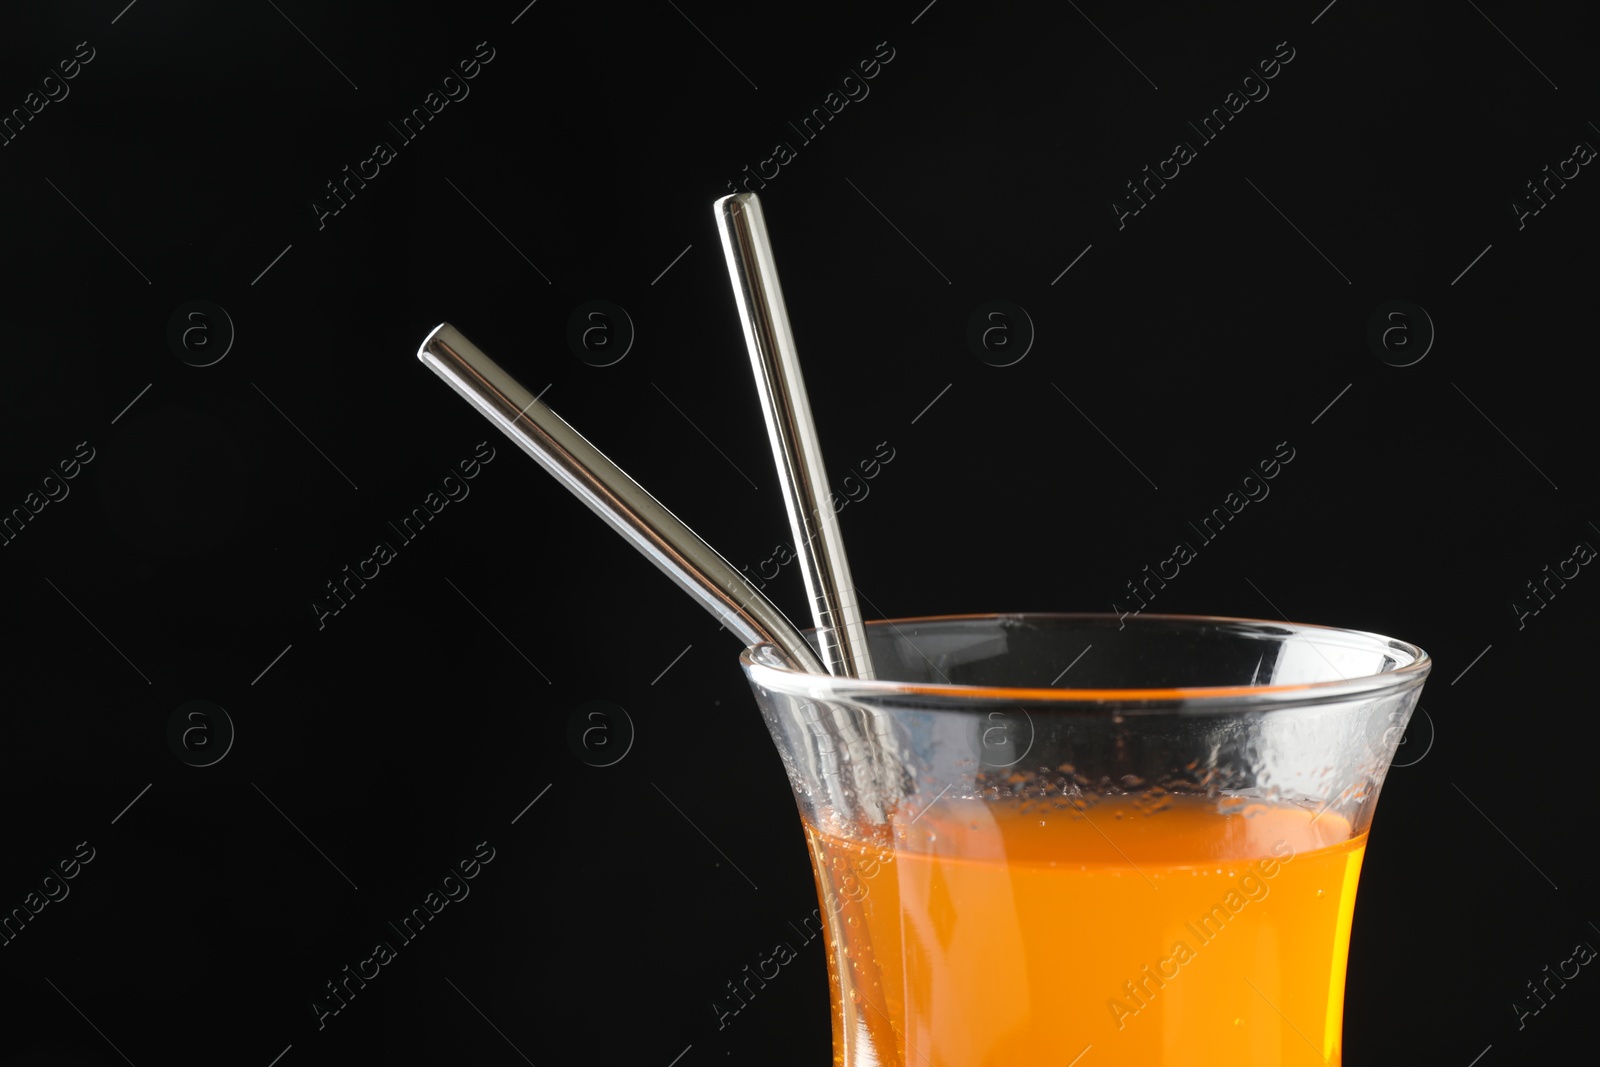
[741,611,1431,712]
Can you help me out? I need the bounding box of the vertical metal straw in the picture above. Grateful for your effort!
[714,192,877,680]
[713,198,901,1064]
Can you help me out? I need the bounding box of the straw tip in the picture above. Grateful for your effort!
[417,321,457,361]
[714,191,759,216]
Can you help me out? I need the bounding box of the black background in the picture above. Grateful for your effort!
[2,1,1596,1063]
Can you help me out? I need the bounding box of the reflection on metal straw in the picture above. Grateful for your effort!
[417,322,825,675]
[714,192,876,680]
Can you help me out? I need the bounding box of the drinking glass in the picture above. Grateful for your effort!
[741,612,1429,1066]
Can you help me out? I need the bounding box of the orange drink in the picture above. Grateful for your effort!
[806,796,1364,1065]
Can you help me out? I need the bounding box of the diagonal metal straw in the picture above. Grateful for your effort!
[417,322,826,675]
[714,192,876,680]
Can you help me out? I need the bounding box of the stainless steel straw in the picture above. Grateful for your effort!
[417,322,826,675]
[714,193,877,680]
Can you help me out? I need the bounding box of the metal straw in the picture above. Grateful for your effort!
[714,193,877,680]
[416,322,826,675]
